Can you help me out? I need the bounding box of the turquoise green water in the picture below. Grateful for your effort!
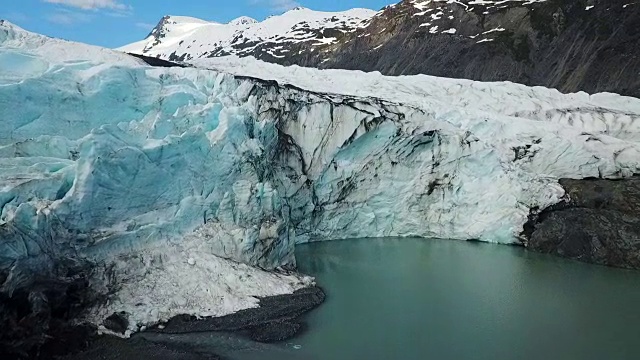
[291,238,640,360]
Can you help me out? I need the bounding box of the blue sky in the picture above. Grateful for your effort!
[1,0,391,48]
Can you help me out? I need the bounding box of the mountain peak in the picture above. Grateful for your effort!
[145,15,215,41]
[122,6,375,61]
[228,16,258,26]
[0,20,18,29]
[164,15,213,24]
[0,20,27,41]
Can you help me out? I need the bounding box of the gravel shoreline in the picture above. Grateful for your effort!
[60,286,325,360]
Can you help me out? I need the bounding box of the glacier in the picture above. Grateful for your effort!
[1,20,640,332]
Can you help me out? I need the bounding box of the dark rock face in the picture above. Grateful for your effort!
[524,177,640,269]
[128,52,187,67]
[314,0,640,98]
[146,15,173,48]
[0,258,103,359]
[103,312,129,335]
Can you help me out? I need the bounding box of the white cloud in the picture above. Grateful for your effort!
[135,22,155,30]
[43,0,129,10]
[251,0,301,12]
[43,0,132,21]
[47,8,93,25]
[106,10,133,17]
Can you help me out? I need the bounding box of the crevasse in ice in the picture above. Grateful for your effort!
[1,21,640,331]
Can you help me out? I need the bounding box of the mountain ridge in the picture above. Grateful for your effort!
[119,7,375,61]
[121,0,640,98]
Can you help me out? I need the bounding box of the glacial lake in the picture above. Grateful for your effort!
[286,238,640,360]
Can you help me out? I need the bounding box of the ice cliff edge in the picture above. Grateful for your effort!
[1,21,640,336]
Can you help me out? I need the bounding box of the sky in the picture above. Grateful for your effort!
[1,0,392,48]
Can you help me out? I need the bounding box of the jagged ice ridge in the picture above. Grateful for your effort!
[1,20,640,333]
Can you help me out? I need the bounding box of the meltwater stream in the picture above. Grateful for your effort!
[289,238,640,360]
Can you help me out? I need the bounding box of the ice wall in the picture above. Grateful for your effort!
[0,66,293,268]
[0,22,313,330]
[1,21,640,330]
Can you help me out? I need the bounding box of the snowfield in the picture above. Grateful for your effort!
[1,20,639,332]
[119,7,375,61]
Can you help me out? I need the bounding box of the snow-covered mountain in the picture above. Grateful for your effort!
[119,7,375,62]
[122,0,640,97]
[2,18,640,343]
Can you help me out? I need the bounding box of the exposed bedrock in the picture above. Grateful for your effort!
[319,0,640,98]
[0,258,108,359]
[523,176,640,269]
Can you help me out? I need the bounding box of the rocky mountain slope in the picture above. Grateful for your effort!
[323,0,640,98]
[122,0,640,98]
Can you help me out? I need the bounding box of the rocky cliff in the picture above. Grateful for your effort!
[318,0,640,98]
[524,176,640,269]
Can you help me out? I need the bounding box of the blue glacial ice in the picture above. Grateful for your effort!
[1,20,640,330]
